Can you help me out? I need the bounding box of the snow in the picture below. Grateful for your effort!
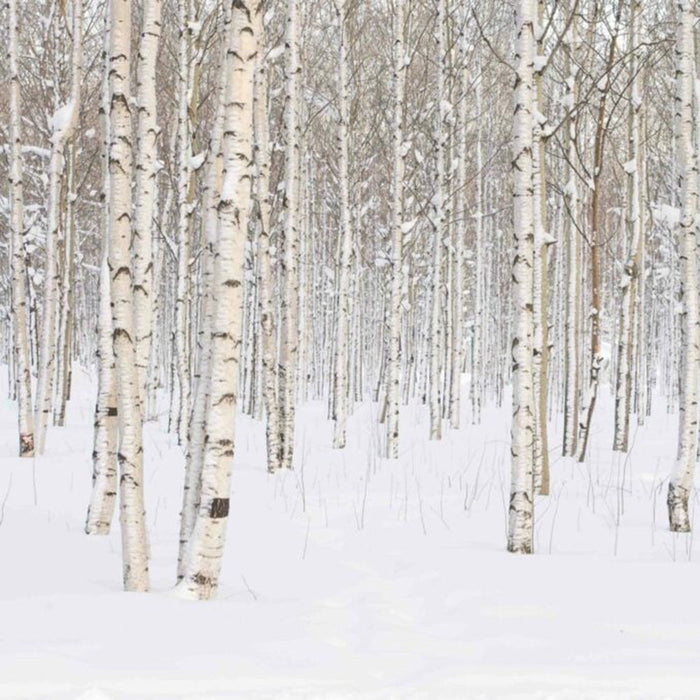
[50,100,76,137]
[2,371,700,698]
[533,55,547,73]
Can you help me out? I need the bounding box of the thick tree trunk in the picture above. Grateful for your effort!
[108,0,149,591]
[179,0,256,599]
[86,6,118,536]
[668,0,699,533]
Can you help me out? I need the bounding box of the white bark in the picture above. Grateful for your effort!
[386,0,407,459]
[279,0,301,470]
[34,0,82,454]
[562,3,579,458]
[108,0,149,591]
[613,0,642,453]
[86,5,118,536]
[7,0,34,457]
[333,0,353,450]
[174,0,193,446]
[179,0,256,599]
[508,0,535,554]
[668,0,698,533]
[177,16,229,580]
[429,0,447,441]
[133,0,162,409]
[254,6,282,473]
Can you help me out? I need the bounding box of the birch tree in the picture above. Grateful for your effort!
[667,0,698,533]
[179,0,257,599]
[34,0,83,454]
[254,4,282,473]
[279,0,301,470]
[508,0,536,554]
[613,0,643,453]
[86,4,117,536]
[108,0,149,591]
[133,0,162,408]
[332,0,353,450]
[7,0,35,457]
[386,0,407,459]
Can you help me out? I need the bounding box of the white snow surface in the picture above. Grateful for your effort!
[1,370,700,698]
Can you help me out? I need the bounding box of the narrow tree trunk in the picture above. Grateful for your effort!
[508,0,536,554]
[562,1,580,457]
[613,0,642,453]
[34,0,82,454]
[133,0,162,409]
[7,0,35,457]
[429,0,448,441]
[333,0,353,450]
[279,0,301,470]
[386,0,407,459]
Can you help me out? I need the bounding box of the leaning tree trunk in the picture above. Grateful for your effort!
[34,0,82,454]
[108,0,149,591]
[508,0,536,554]
[7,0,34,457]
[179,0,257,600]
[668,0,699,533]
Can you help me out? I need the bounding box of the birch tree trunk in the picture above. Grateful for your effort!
[133,0,162,409]
[179,0,256,599]
[332,0,353,450]
[177,19,229,580]
[86,5,118,535]
[668,0,698,533]
[508,0,535,554]
[7,0,34,457]
[429,0,447,441]
[531,0,549,494]
[613,0,642,453]
[34,0,82,454]
[254,5,282,473]
[279,0,301,470]
[562,1,580,458]
[386,0,407,459]
[108,0,149,591]
[577,2,621,463]
[174,0,193,446]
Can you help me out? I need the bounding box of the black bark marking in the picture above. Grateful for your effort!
[210,498,229,519]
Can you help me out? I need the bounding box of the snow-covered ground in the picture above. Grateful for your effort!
[1,369,699,699]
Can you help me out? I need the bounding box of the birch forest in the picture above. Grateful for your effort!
[2,0,700,695]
